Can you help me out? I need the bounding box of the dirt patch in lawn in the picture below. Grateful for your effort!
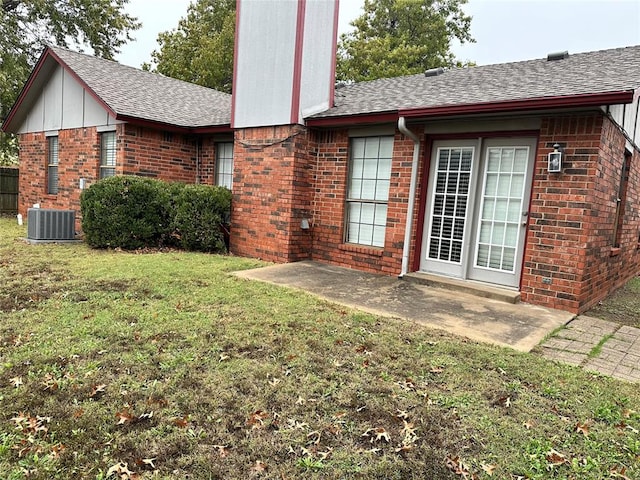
[585,276,640,329]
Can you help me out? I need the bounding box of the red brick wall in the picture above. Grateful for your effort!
[18,127,104,218]
[230,125,314,262]
[309,115,639,313]
[310,128,424,275]
[121,125,197,182]
[521,113,640,313]
[18,125,225,230]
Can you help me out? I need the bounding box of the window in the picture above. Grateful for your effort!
[100,131,116,179]
[47,136,59,195]
[215,142,234,190]
[613,150,632,247]
[345,136,393,247]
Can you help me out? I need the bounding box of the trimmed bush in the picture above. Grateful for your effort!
[174,184,232,252]
[81,176,173,249]
[81,176,231,253]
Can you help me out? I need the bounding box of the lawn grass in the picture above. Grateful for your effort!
[586,276,640,329]
[0,217,638,479]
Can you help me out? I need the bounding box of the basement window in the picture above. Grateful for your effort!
[345,136,393,247]
[100,131,116,179]
[215,142,234,190]
[47,136,59,195]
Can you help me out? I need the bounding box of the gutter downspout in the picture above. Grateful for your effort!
[397,117,420,278]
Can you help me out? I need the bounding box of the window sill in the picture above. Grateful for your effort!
[339,243,384,257]
[609,247,621,257]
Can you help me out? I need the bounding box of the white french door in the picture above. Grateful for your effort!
[421,137,536,288]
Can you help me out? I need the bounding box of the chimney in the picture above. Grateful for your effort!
[231,0,340,129]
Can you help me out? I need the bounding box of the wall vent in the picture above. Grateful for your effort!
[547,51,569,61]
[424,67,445,77]
[27,209,76,241]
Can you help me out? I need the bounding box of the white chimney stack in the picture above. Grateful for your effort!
[231,0,340,129]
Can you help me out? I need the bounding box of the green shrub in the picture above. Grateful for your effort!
[80,176,173,249]
[174,184,231,252]
[81,177,231,253]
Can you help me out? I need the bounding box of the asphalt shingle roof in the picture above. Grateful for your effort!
[313,45,640,118]
[51,46,231,128]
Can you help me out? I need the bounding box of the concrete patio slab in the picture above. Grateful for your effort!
[232,261,574,352]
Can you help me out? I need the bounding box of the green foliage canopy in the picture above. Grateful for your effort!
[147,0,235,94]
[0,0,140,163]
[336,0,474,83]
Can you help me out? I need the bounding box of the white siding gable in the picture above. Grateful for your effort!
[18,64,121,134]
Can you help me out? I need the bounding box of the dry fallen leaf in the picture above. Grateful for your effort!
[445,455,472,477]
[481,463,497,476]
[213,445,229,458]
[400,420,417,439]
[49,443,65,459]
[134,457,156,469]
[318,448,333,460]
[10,376,23,388]
[172,416,189,428]
[546,449,567,466]
[248,410,268,429]
[306,430,321,445]
[115,409,134,425]
[251,460,268,474]
[373,427,390,443]
[610,466,631,480]
[107,461,134,478]
[575,421,590,436]
[90,384,107,398]
[395,444,413,454]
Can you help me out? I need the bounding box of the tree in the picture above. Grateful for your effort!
[337,0,474,83]
[147,0,235,94]
[0,0,140,163]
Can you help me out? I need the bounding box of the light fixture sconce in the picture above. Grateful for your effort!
[548,143,563,173]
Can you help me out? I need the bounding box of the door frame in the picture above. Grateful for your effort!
[413,130,540,290]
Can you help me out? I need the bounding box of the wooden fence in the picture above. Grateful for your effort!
[0,167,19,214]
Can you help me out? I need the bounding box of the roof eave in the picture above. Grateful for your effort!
[305,111,398,127]
[117,114,232,134]
[398,91,636,119]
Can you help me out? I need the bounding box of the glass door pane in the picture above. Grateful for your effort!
[427,147,474,264]
[475,147,529,273]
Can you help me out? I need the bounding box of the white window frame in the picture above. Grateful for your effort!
[344,136,394,247]
[215,142,234,190]
[47,136,59,195]
[100,131,116,179]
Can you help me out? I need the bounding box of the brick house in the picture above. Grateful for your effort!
[228,45,640,314]
[1,46,235,220]
[3,2,640,314]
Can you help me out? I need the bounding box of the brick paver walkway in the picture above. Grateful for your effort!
[539,316,640,382]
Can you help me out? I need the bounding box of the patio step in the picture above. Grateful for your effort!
[402,272,521,304]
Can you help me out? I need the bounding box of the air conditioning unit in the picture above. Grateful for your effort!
[27,208,76,241]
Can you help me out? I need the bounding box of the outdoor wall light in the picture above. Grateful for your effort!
[548,143,563,173]
[301,218,310,230]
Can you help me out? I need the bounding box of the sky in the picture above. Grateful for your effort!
[117,0,640,69]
